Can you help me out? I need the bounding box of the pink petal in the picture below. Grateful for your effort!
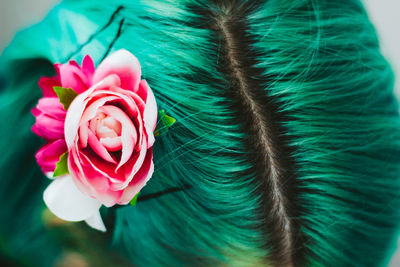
[82,55,95,82]
[136,79,148,102]
[92,74,121,90]
[69,60,80,68]
[96,125,118,139]
[93,49,141,92]
[102,116,121,135]
[87,130,117,164]
[68,146,113,201]
[34,97,67,120]
[99,105,137,169]
[110,138,148,191]
[32,113,64,140]
[142,82,157,147]
[83,86,142,118]
[38,76,60,97]
[55,63,89,94]
[79,149,123,184]
[35,139,67,173]
[100,137,122,151]
[89,115,101,133]
[79,121,89,148]
[31,108,41,117]
[72,152,123,207]
[32,99,66,140]
[109,86,145,115]
[68,146,97,197]
[79,152,111,193]
[118,149,154,204]
[80,96,119,125]
[94,189,123,207]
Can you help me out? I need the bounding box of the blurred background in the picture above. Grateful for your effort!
[0,0,399,266]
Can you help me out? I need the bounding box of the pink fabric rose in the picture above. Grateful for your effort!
[32,50,157,231]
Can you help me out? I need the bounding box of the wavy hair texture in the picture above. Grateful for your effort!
[1,0,400,266]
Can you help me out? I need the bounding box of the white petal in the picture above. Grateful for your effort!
[43,175,102,221]
[85,210,106,232]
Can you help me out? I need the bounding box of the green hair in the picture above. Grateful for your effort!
[1,0,400,266]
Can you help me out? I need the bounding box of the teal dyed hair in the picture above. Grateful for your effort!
[1,0,400,266]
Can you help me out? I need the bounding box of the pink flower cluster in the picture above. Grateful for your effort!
[32,50,157,228]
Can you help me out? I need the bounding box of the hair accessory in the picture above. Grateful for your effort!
[32,49,173,231]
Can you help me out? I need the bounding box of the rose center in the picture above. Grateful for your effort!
[90,112,122,139]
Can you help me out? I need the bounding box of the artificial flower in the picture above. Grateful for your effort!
[32,49,157,231]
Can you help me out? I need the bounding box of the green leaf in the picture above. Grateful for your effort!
[130,192,140,206]
[53,86,78,110]
[53,152,69,177]
[154,110,177,136]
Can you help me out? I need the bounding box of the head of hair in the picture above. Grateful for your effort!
[1,0,400,266]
